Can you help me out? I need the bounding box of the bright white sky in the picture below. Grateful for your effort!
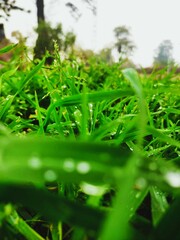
[2,0,180,67]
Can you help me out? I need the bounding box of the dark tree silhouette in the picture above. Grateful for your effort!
[0,0,30,40]
[36,0,45,24]
[0,0,96,61]
[34,0,96,62]
[0,23,5,40]
[114,25,136,60]
[0,0,30,20]
[154,40,174,67]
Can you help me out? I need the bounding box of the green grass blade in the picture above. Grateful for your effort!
[122,68,148,146]
[146,125,180,148]
[100,154,145,240]
[43,89,134,127]
[150,186,169,226]
[0,136,131,185]
[122,68,143,96]
[100,69,148,240]
[151,195,180,240]
[3,204,45,240]
[16,58,45,95]
[0,184,105,233]
[0,44,17,54]
[0,95,14,121]
[34,91,45,134]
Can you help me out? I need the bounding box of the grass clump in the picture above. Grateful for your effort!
[0,43,179,240]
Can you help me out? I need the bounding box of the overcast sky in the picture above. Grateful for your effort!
[2,0,180,67]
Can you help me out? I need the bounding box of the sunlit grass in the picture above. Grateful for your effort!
[0,44,179,240]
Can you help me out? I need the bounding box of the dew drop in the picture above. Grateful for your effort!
[28,156,42,169]
[61,85,67,89]
[5,95,12,101]
[44,170,57,182]
[135,192,141,199]
[165,171,180,188]
[81,182,107,196]
[89,103,93,113]
[74,109,82,125]
[63,158,75,172]
[135,178,147,189]
[149,162,157,171]
[77,162,91,174]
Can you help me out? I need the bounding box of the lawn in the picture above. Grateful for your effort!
[0,43,180,240]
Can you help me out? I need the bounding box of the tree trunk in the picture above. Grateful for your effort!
[36,0,45,24]
[0,24,6,41]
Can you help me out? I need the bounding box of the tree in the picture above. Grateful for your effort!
[34,21,76,63]
[36,0,45,24]
[0,0,96,61]
[0,0,29,20]
[34,0,96,61]
[0,23,5,40]
[113,25,136,60]
[66,0,96,19]
[0,0,30,40]
[97,47,114,64]
[154,40,174,67]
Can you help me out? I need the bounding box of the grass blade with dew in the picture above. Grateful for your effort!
[0,67,18,95]
[15,58,45,96]
[151,194,180,240]
[150,186,169,226]
[1,204,45,240]
[0,184,105,233]
[0,136,132,186]
[0,95,14,122]
[100,69,148,240]
[43,89,134,128]
[34,91,45,135]
[146,125,180,148]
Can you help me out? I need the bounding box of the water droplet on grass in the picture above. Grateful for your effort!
[89,103,93,113]
[63,158,75,172]
[81,182,107,196]
[74,109,82,125]
[149,162,157,171]
[28,156,42,169]
[135,178,147,189]
[165,171,180,188]
[77,162,91,174]
[44,170,57,182]
[135,192,141,198]
[5,95,12,101]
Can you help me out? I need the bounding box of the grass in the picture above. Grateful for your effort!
[0,43,180,240]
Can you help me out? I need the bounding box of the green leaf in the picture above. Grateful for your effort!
[146,126,180,148]
[122,68,143,97]
[0,184,105,233]
[2,205,44,240]
[152,195,180,240]
[16,58,45,95]
[0,44,17,54]
[150,186,169,226]
[0,95,14,121]
[43,89,134,127]
[0,67,18,80]
[0,136,131,185]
